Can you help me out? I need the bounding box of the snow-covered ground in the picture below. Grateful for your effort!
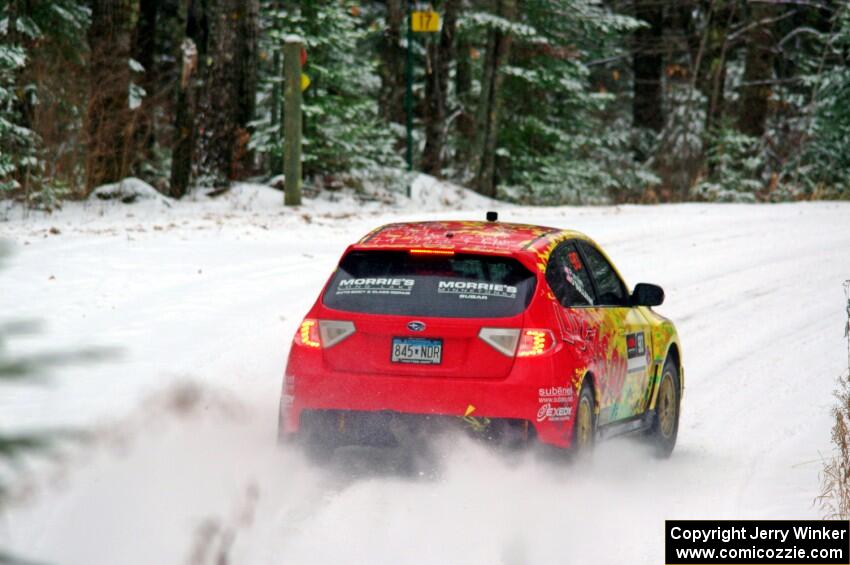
[1,178,849,564]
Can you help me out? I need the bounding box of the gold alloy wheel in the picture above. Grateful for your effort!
[575,395,593,447]
[658,372,677,439]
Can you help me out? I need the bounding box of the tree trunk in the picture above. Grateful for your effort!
[194,0,257,188]
[632,0,664,133]
[699,1,735,132]
[133,0,159,82]
[738,3,777,137]
[85,0,133,194]
[472,0,516,197]
[454,23,475,168]
[378,0,406,124]
[130,0,159,175]
[170,0,202,198]
[422,0,458,176]
[456,35,471,100]
[234,0,259,177]
[270,48,283,175]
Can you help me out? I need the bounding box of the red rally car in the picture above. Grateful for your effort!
[280,216,683,456]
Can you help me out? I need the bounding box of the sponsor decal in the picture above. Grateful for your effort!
[626,331,648,373]
[536,403,572,422]
[538,386,574,398]
[627,332,646,358]
[537,387,574,422]
[437,280,517,300]
[563,267,594,305]
[568,251,583,271]
[336,277,415,296]
[538,386,574,404]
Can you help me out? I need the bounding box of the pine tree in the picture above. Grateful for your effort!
[250,0,400,181]
[0,245,89,564]
[465,0,644,203]
[0,0,88,205]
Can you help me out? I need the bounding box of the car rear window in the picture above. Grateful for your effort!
[323,250,536,318]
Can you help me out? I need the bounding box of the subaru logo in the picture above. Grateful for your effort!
[407,321,426,332]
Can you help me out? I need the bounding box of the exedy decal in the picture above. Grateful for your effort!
[536,403,572,422]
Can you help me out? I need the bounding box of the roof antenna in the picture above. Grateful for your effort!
[486,211,498,222]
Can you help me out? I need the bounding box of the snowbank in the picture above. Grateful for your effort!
[0,174,494,239]
[91,177,170,205]
[410,175,498,211]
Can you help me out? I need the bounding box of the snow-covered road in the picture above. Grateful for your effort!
[2,189,849,564]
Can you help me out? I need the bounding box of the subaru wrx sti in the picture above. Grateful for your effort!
[280,217,683,456]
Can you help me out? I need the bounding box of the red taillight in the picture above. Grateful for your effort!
[479,327,556,357]
[294,319,321,348]
[293,319,355,349]
[516,329,556,357]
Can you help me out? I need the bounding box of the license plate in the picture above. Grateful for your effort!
[391,337,443,364]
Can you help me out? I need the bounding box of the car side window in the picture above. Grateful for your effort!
[545,242,596,307]
[578,242,628,307]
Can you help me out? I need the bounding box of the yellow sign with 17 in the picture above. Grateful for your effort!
[411,11,440,33]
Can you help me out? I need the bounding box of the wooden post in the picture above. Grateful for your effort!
[283,39,302,206]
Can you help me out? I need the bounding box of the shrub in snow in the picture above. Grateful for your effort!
[92,178,168,204]
[695,128,763,203]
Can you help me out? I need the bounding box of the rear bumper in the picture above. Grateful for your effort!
[279,367,578,448]
[296,409,535,448]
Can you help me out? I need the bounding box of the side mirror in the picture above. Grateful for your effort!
[631,283,664,307]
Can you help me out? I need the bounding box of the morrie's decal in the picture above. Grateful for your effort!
[437,280,518,300]
[336,277,415,296]
[626,331,648,373]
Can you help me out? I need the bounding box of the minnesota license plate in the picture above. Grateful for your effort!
[391,337,443,364]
